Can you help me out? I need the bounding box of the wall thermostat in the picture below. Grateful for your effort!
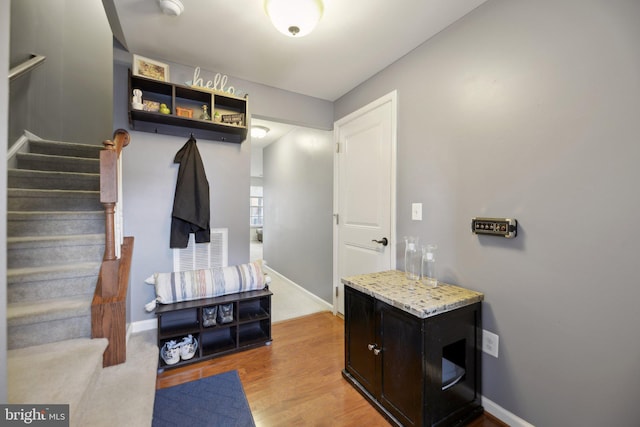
[471,217,517,238]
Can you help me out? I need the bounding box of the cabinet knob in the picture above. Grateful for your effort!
[367,343,381,355]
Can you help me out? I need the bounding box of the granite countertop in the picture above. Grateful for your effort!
[341,270,484,319]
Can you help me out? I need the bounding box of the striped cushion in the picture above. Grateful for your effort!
[145,261,267,311]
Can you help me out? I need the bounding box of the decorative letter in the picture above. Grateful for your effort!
[192,67,203,87]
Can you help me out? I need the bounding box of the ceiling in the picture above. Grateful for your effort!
[250,118,297,149]
[107,0,487,102]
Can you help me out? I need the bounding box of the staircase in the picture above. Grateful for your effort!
[6,135,159,426]
[7,137,105,349]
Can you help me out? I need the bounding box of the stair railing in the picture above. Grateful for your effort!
[9,53,46,81]
[92,129,133,366]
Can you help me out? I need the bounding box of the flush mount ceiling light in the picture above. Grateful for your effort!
[264,0,324,37]
[158,0,184,16]
[251,126,270,139]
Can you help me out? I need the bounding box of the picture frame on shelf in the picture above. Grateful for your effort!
[133,54,170,82]
[176,107,193,118]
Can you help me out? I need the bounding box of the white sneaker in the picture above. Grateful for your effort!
[179,334,198,360]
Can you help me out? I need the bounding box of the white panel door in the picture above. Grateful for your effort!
[334,92,396,314]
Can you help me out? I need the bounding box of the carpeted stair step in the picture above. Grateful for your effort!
[9,332,158,427]
[7,296,93,349]
[28,139,102,159]
[7,234,104,269]
[76,331,159,427]
[7,262,101,304]
[8,169,99,191]
[8,211,105,237]
[8,337,108,427]
[16,152,100,173]
[8,188,102,211]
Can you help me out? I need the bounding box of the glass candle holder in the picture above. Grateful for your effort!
[421,243,438,287]
[404,236,421,282]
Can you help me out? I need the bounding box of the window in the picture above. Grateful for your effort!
[250,186,263,227]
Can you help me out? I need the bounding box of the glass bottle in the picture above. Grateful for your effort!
[200,104,211,120]
[404,236,421,282]
[421,244,438,287]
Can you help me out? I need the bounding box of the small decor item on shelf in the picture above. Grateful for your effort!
[142,100,160,112]
[159,103,171,114]
[199,104,211,120]
[160,340,180,365]
[221,113,245,126]
[179,335,198,360]
[175,106,193,118]
[202,306,217,327]
[131,89,144,110]
[217,303,233,324]
[132,54,169,82]
[213,111,221,122]
[190,68,235,94]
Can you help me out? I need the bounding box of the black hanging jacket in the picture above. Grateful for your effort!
[170,136,211,248]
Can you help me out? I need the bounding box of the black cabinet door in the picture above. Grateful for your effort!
[378,301,423,427]
[345,287,378,395]
[426,304,482,425]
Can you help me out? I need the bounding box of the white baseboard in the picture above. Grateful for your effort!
[263,265,333,311]
[482,396,535,427]
[7,130,37,168]
[129,317,158,334]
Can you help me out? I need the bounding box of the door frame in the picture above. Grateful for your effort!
[332,90,398,314]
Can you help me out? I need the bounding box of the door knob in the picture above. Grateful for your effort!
[372,237,388,246]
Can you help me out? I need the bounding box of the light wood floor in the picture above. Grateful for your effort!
[157,311,507,427]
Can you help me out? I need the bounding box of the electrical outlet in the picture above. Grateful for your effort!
[411,203,422,221]
[482,329,499,358]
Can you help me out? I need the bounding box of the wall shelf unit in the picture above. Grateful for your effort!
[128,70,248,143]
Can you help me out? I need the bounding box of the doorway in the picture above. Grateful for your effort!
[250,118,334,305]
[249,118,298,262]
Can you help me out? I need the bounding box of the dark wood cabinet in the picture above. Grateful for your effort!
[345,287,377,393]
[344,285,483,427]
[128,71,248,143]
[155,289,272,370]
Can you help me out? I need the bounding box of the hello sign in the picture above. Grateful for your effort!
[191,67,235,95]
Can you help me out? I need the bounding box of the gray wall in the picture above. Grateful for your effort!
[9,0,112,146]
[334,1,640,425]
[1,0,10,404]
[263,128,334,302]
[114,51,333,323]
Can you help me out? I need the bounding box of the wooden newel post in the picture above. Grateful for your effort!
[93,129,132,366]
[100,129,130,298]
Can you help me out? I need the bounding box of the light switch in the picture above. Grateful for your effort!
[411,203,422,221]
